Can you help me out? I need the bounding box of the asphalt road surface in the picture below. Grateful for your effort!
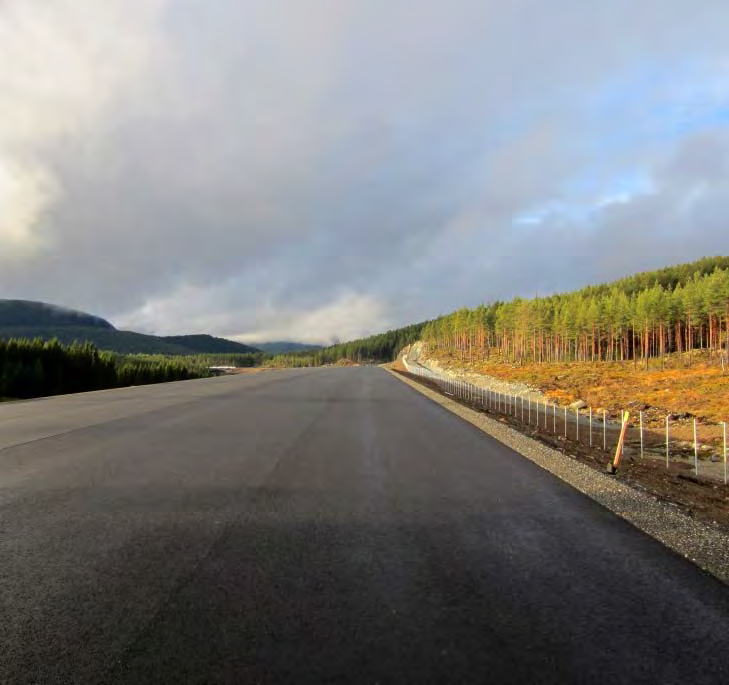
[1,367,728,684]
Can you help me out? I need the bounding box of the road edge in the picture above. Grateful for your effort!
[386,367,729,586]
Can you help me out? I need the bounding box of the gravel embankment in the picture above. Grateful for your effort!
[404,342,548,402]
[388,367,729,585]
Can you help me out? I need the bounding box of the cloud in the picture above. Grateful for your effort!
[0,0,167,252]
[117,282,386,345]
[1,1,729,341]
[0,158,56,254]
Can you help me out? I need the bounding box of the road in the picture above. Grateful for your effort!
[1,367,728,683]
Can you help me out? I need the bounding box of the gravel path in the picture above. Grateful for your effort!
[389,367,729,585]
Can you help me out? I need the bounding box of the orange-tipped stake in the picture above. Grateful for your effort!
[607,411,630,474]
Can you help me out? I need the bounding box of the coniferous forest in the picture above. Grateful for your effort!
[5,258,729,397]
[420,257,729,367]
[267,322,428,367]
[0,338,213,400]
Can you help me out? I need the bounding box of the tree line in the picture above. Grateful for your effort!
[267,323,428,367]
[420,257,729,367]
[0,338,213,400]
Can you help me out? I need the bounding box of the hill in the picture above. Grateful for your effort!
[0,300,261,355]
[399,256,729,426]
[420,255,729,366]
[161,334,260,355]
[266,322,429,366]
[0,300,114,330]
[255,341,323,354]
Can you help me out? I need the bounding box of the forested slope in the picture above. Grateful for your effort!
[0,300,114,329]
[421,257,729,366]
[0,338,211,400]
[268,322,428,367]
[0,300,261,355]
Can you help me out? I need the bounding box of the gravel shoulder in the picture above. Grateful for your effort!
[387,366,729,586]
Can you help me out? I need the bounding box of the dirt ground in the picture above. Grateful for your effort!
[392,364,729,536]
[430,349,729,423]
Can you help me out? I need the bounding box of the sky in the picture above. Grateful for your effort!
[1,1,729,343]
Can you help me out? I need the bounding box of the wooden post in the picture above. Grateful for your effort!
[607,411,630,474]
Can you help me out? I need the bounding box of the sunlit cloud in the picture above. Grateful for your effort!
[1,0,728,340]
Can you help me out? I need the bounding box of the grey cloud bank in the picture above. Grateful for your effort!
[1,1,729,343]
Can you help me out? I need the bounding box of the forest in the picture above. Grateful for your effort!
[0,338,213,400]
[267,322,428,367]
[420,257,729,366]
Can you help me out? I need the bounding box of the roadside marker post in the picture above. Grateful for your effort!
[553,405,556,433]
[528,397,532,425]
[576,409,579,442]
[603,410,607,451]
[723,421,727,485]
[693,419,698,476]
[607,411,631,474]
[589,407,593,446]
[639,411,644,459]
[564,407,568,437]
[666,415,670,469]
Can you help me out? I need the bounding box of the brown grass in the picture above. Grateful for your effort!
[430,350,729,429]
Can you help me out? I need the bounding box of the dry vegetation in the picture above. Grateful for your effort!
[431,349,729,429]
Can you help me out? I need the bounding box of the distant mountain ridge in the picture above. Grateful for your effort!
[254,341,323,354]
[0,300,261,355]
[0,299,114,330]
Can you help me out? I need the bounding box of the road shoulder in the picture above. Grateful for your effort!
[387,367,729,585]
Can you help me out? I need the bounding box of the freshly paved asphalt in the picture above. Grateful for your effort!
[1,367,728,684]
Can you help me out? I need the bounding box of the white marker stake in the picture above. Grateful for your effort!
[603,411,607,451]
[639,411,644,459]
[724,421,727,485]
[553,405,556,433]
[521,396,524,422]
[564,407,567,438]
[665,415,670,469]
[528,397,532,425]
[589,407,593,446]
[576,409,579,442]
[693,419,698,476]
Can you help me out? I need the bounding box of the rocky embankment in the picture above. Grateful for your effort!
[401,341,550,404]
